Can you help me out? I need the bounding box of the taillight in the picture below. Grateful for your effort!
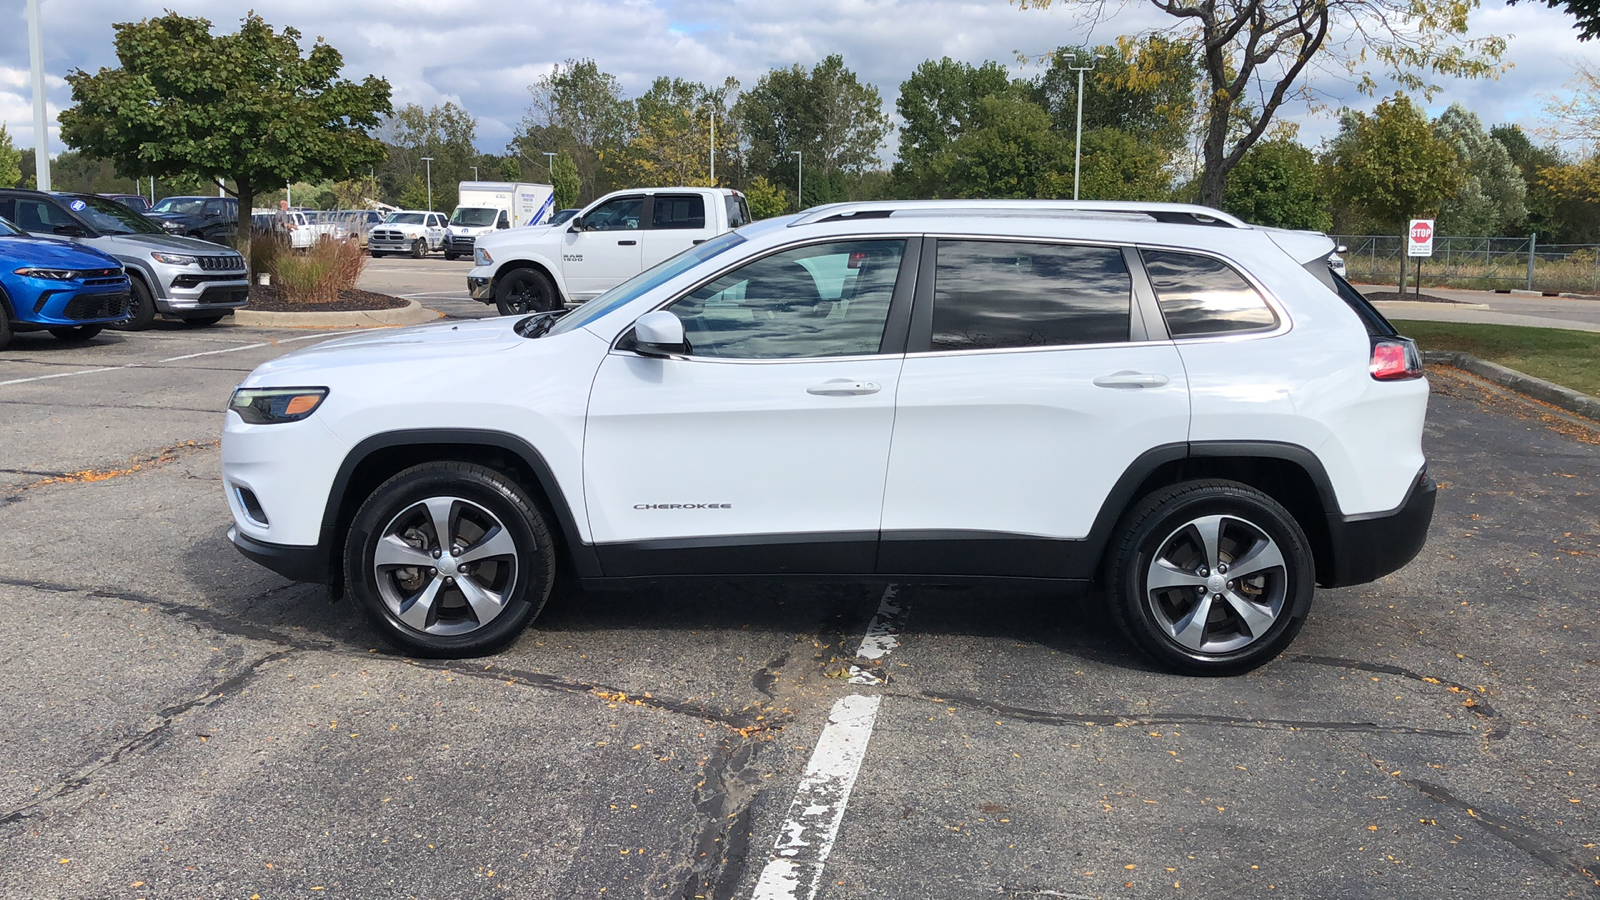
[1370,337,1423,381]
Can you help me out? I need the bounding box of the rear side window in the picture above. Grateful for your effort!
[931,240,1131,351]
[1330,270,1398,337]
[726,195,750,228]
[1141,249,1278,337]
[652,195,706,230]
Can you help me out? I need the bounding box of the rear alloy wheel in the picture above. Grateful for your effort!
[411,239,428,259]
[1107,480,1314,676]
[181,315,225,328]
[345,462,555,657]
[48,324,103,342]
[494,268,557,316]
[111,277,157,331]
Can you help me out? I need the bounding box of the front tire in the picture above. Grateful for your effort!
[444,251,459,261]
[111,277,158,331]
[344,462,556,657]
[49,324,103,341]
[1106,480,1314,676]
[181,315,225,328]
[411,239,428,259]
[494,269,558,316]
[370,250,385,258]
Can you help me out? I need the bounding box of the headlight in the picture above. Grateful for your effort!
[151,252,199,266]
[12,267,79,280]
[475,247,493,266]
[229,387,329,424]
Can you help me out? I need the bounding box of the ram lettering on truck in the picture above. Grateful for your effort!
[466,187,752,316]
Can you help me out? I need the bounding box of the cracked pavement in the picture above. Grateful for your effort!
[0,306,1596,898]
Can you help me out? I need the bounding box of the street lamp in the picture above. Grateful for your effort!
[471,165,479,181]
[543,151,556,178]
[1068,53,1105,201]
[792,151,803,212]
[27,0,50,190]
[421,156,434,211]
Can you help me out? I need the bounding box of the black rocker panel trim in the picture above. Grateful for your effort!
[324,429,601,579]
[596,532,878,578]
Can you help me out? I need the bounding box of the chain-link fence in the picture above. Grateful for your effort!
[1334,235,1600,295]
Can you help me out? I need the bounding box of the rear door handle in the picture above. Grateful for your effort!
[807,379,881,396]
[1093,371,1170,389]
[617,239,637,246]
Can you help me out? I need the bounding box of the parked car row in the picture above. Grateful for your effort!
[0,189,249,346]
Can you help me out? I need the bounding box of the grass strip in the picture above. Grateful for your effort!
[1392,319,1600,398]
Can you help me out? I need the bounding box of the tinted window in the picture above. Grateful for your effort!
[930,241,1131,351]
[203,199,226,216]
[386,213,425,225]
[584,196,644,231]
[1141,249,1277,337]
[725,195,749,228]
[547,231,748,336]
[2,196,74,232]
[652,195,706,230]
[666,240,904,359]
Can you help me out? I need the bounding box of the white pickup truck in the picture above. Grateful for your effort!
[467,187,751,315]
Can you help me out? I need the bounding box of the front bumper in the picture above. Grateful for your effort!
[229,526,332,584]
[10,281,131,327]
[469,275,494,301]
[1321,472,1437,588]
[445,235,476,255]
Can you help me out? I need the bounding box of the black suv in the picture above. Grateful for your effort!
[147,196,239,244]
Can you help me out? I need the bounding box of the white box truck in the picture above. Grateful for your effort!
[444,181,556,260]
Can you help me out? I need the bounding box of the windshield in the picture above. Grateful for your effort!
[451,207,498,227]
[548,231,749,336]
[152,197,206,216]
[69,195,164,235]
[0,215,23,236]
[385,213,425,225]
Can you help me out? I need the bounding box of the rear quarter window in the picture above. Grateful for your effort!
[1141,249,1278,338]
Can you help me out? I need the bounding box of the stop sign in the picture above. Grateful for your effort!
[1408,218,1435,257]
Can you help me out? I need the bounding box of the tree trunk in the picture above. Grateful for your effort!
[234,179,253,251]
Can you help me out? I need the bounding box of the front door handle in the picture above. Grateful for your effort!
[618,239,637,246]
[1093,371,1170,389]
[807,379,881,396]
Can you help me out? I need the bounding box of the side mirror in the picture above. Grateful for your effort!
[628,310,687,357]
[568,216,585,232]
[52,223,85,237]
[497,219,509,230]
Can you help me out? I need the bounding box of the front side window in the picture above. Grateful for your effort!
[583,196,644,231]
[652,195,706,230]
[930,240,1132,351]
[1141,249,1278,337]
[665,239,905,360]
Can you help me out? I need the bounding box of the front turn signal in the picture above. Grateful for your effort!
[229,387,329,424]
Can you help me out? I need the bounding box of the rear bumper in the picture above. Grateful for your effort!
[229,525,332,584]
[1321,472,1436,588]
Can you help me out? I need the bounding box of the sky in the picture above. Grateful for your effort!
[2,0,1597,166]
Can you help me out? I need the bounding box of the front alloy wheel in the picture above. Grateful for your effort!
[346,462,555,657]
[1108,480,1313,675]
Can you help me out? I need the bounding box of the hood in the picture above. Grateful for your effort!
[477,223,559,251]
[241,316,536,384]
[95,231,236,254]
[0,234,123,269]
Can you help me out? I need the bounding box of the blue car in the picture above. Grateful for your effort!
[0,214,131,349]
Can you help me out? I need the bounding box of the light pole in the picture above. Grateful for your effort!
[471,165,479,181]
[421,157,434,211]
[27,0,50,190]
[792,151,803,212]
[1069,53,1105,201]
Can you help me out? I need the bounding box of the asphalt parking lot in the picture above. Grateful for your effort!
[1,277,1597,899]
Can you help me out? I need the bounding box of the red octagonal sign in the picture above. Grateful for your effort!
[1408,218,1435,257]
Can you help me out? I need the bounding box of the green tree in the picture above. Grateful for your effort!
[513,59,635,202]
[499,156,522,181]
[943,95,1072,198]
[1504,0,1600,40]
[1076,127,1175,201]
[551,154,581,210]
[58,11,392,243]
[893,58,1016,196]
[1222,138,1331,229]
[1033,37,1198,154]
[0,125,20,189]
[378,102,477,211]
[621,76,739,187]
[1432,104,1525,235]
[743,175,789,219]
[1492,125,1600,241]
[1324,93,1462,232]
[735,55,891,192]
[1019,0,1505,206]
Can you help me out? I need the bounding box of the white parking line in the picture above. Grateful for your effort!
[750,694,882,900]
[848,585,909,685]
[0,330,362,388]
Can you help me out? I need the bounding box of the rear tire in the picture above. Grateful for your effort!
[1106,480,1314,676]
[49,324,103,342]
[344,461,556,657]
[111,277,158,331]
[494,269,558,316]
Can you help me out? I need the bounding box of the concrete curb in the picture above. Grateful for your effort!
[1424,350,1600,421]
[232,298,440,329]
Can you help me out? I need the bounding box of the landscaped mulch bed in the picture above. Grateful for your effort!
[1363,290,1463,304]
[247,285,408,312]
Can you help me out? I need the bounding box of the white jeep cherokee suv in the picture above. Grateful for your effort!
[222,201,1434,674]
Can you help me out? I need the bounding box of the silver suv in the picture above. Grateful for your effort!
[0,190,248,330]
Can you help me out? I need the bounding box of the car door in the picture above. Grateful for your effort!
[561,194,646,300]
[200,198,229,241]
[877,238,1191,578]
[582,237,917,577]
[427,214,447,248]
[641,193,708,270]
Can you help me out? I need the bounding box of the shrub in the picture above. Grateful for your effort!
[238,232,286,279]
[272,236,366,304]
